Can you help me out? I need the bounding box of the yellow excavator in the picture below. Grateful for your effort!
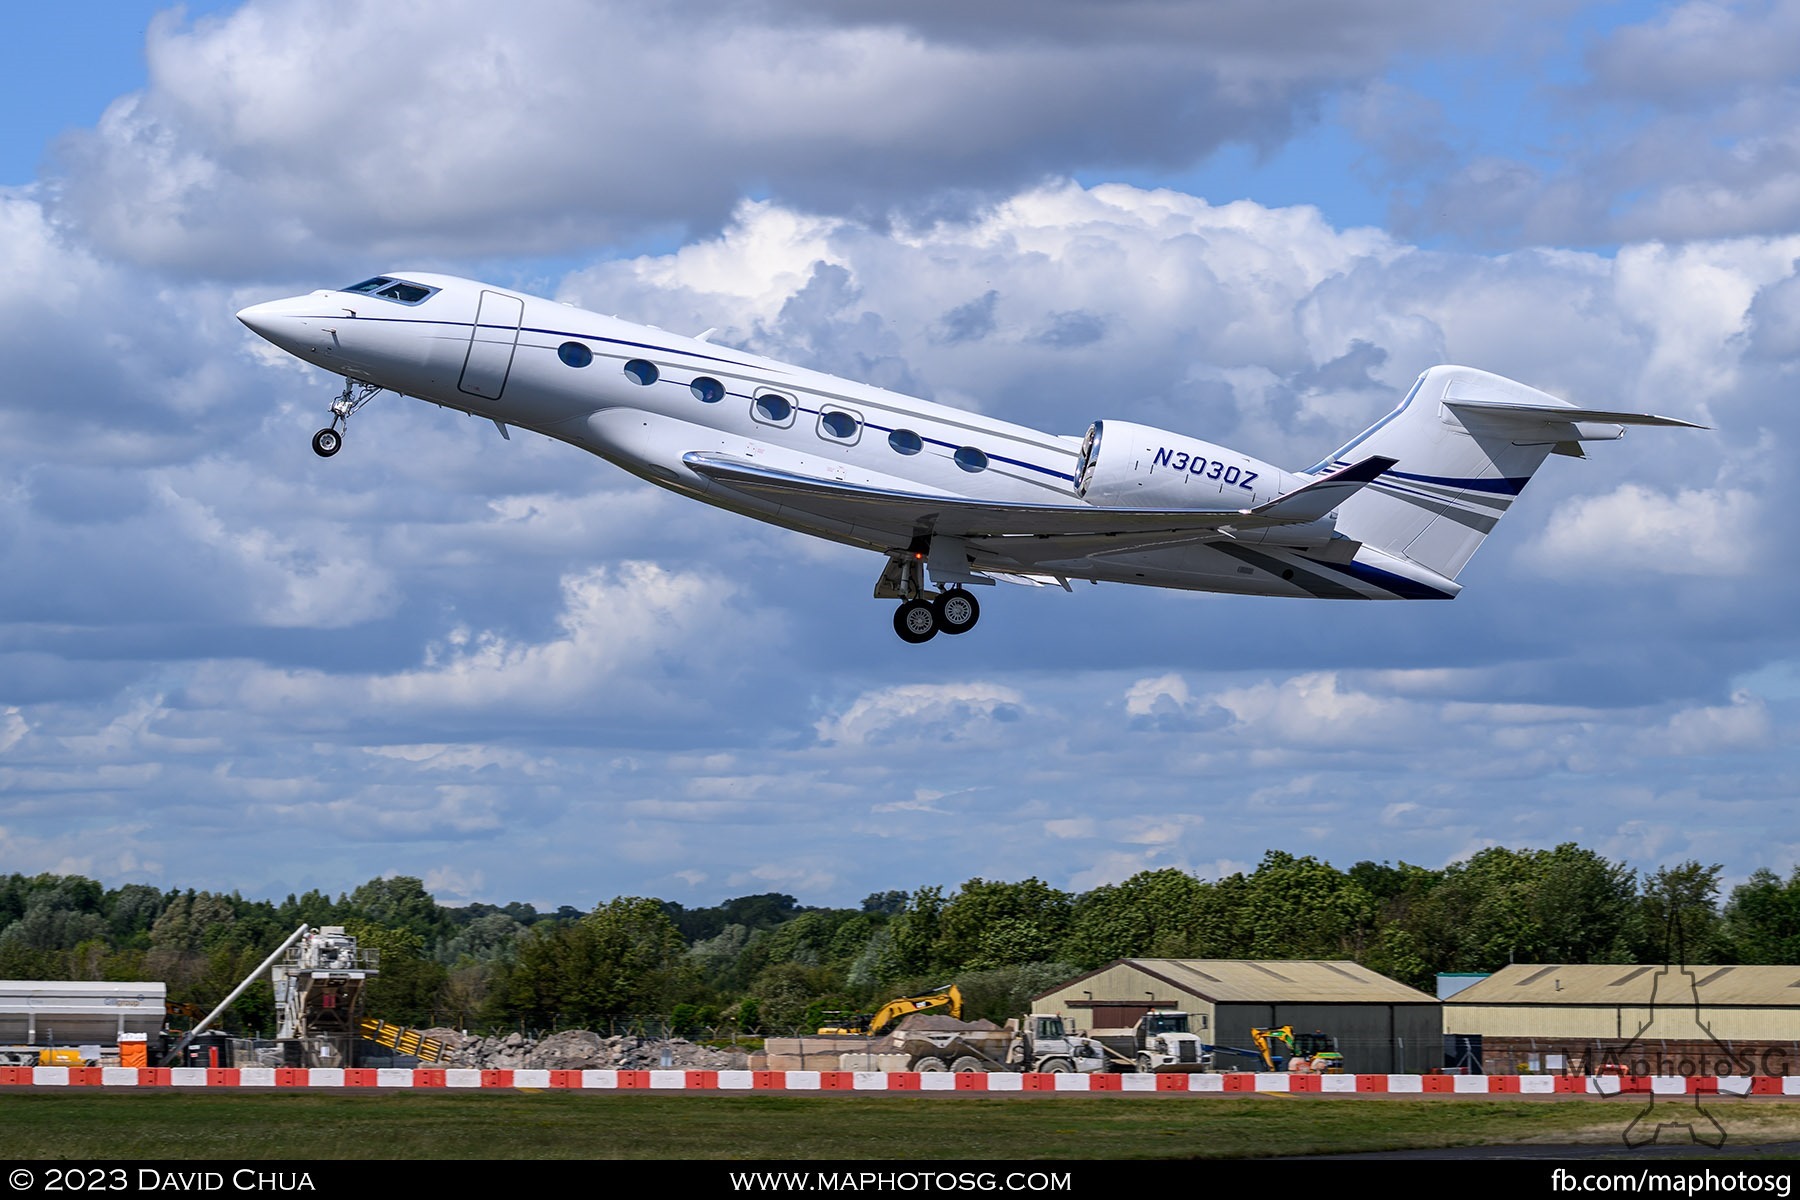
[818,985,963,1036]
[1250,1025,1344,1073]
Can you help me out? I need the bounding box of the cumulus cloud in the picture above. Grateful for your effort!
[1639,689,1775,756]
[43,0,1558,273]
[8,108,1800,904]
[1524,485,1761,577]
[1374,1,1800,245]
[209,560,765,726]
[814,682,1028,747]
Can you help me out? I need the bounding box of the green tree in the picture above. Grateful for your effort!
[1063,869,1209,967]
[1409,844,1637,972]
[1635,861,1727,963]
[345,877,445,944]
[487,896,688,1027]
[1724,867,1800,963]
[877,885,944,983]
[1238,851,1377,959]
[344,919,449,1028]
[935,877,1073,971]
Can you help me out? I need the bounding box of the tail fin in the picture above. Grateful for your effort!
[1311,366,1701,581]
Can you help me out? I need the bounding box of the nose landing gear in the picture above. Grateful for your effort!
[312,379,383,457]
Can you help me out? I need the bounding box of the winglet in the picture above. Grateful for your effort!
[1245,455,1396,524]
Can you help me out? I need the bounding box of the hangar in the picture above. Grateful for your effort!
[1445,963,1800,1076]
[1033,958,1442,1074]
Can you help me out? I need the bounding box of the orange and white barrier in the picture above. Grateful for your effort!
[2,1067,1796,1093]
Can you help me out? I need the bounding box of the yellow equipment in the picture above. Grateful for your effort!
[358,1017,448,1063]
[819,985,962,1037]
[1250,1025,1343,1073]
[0,1047,90,1067]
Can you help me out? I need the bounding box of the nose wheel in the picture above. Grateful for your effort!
[891,587,981,643]
[311,379,382,457]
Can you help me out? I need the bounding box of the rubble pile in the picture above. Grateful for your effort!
[421,1028,748,1071]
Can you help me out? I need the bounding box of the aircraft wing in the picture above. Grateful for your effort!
[681,452,1395,540]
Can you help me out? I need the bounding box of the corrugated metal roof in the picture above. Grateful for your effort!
[1055,959,1435,1004]
[1446,963,1800,1007]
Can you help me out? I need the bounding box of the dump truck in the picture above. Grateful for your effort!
[1087,1010,1213,1073]
[896,1012,1109,1074]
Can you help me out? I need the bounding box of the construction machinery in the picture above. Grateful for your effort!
[0,1047,91,1067]
[1089,1010,1213,1073]
[359,1017,448,1064]
[898,1013,1109,1074]
[819,985,962,1037]
[1249,1025,1344,1073]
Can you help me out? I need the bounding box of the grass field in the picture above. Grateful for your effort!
[5,1091,1799,1159]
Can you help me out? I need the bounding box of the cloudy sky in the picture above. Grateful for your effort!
[3,0,1797,911]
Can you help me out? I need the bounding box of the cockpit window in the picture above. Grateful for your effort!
[376,281,433,303]
[340,276,437,305]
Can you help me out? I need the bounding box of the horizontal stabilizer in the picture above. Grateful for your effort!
[1446,399,1706,430]
[1247,455,1396,523]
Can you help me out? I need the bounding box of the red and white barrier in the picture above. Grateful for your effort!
[2,1067,1796,1093]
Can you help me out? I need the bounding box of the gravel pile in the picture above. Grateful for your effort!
[421,1028,748,1070]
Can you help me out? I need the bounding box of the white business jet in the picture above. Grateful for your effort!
[237,273,1702,643]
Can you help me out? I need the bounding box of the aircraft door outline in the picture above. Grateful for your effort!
[459,290,525,400]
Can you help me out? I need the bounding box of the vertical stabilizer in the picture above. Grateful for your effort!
[1312,367,1604,581]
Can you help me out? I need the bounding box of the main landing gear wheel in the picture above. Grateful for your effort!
[894,599,938,643]
[311,428,342,457]
[933,587,980,635]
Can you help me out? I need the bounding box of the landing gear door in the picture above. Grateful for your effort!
[459,290,524,400]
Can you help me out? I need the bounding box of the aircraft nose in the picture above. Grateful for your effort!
[236,296,319,356]
[236,299,287,339]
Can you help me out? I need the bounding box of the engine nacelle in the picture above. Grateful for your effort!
[1074,420,1345,548]
[1076,419,1299,507]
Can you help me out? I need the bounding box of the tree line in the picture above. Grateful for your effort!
[2,845,1796,1037]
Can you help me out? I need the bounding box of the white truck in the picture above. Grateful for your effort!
[1088,1010,1213,1073]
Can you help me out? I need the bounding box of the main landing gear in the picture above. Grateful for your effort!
[312,379,383,457]
[876,552,985,643]
[892,588,981,644]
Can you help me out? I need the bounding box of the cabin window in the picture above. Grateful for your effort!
[819,409,860,441]
[954,446,989,473]
[690,376,726,404]
[753,391,795,425]
[888,429,923,456]
[624,359,659,386]
[558,342,593,368]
